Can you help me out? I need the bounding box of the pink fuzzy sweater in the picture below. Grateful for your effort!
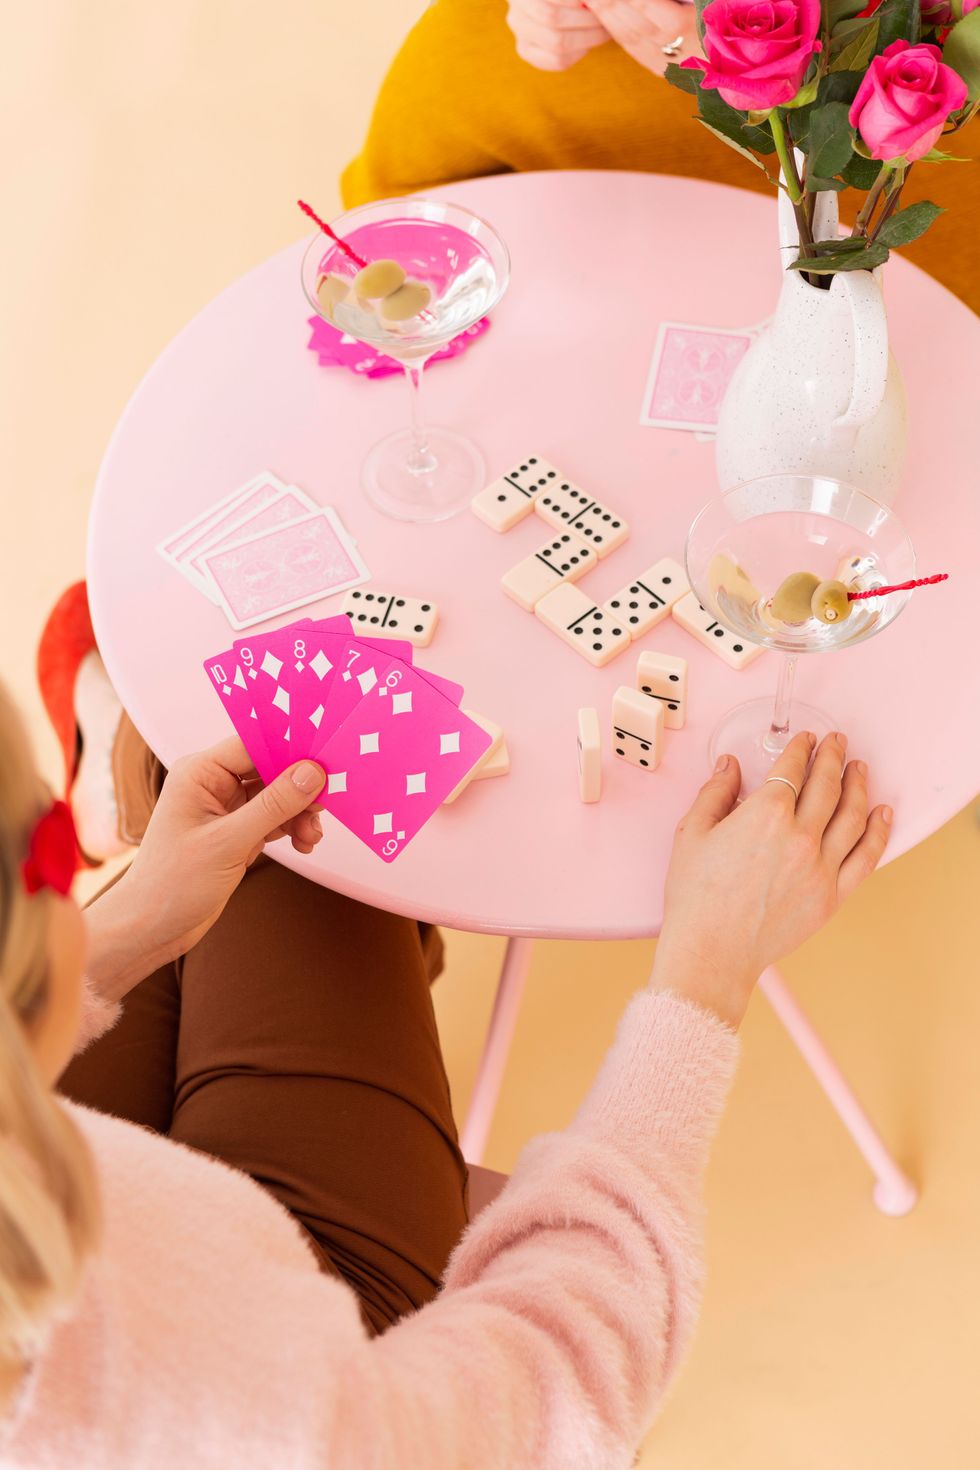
[4,983,737,1469]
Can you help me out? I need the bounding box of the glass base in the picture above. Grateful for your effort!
[362,426,485,523]
[707,697,836,796]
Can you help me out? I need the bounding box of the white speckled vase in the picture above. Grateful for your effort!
[715,186,907,505]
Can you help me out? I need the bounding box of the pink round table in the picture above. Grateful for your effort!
[90,171,980,1186]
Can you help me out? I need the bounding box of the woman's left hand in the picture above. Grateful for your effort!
[584,0,701,75]
[117,738,326,964]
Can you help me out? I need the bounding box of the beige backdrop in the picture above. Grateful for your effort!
[1,4,978,1465]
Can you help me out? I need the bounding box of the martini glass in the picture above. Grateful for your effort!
[685,473,916,791]
[301,197,510,523]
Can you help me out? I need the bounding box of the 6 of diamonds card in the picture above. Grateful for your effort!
[640,322,754,432]
[314,665,492,861]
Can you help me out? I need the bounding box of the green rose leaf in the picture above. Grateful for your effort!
[696,119,773,174]
[789,241,891,273]
[824,0,873,29]
[807,100,855,176]
[664,61,702,96]
[944,10,980,103]
[873,0,921,52]
[874,199,945,245]
[842,151,883,188]
[819,70,866,106]
[830,17,880,71]
[694,0,709,42]
[805,174,848,190]
[809,236,868,253]
[698,86,778,153]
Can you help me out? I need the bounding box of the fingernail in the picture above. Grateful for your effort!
[881,805,893,825]
[291,761,324,794]
[836,731,848,751]
[714,754,729,773]
[805,731,816,748]
[309,812,322,836]
[854,759,867,777]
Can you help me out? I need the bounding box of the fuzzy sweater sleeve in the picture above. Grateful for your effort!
[328,988,739,1470]
[72,974,122,1056]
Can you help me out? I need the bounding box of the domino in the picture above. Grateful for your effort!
[602,557,690,639]
[612,686,663,771]
[535,583,630,667]
[577,708,601,802]
[444,712,509,803]
[671,591,764,670]
[636,650,688,729]
[501,532,597,612]
[536,479,629,558]
[471,454,563,532]
[341,588,439,648]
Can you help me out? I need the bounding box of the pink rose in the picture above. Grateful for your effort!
[681,0,822,112]
[848,40,968,161]
[964,0,979,12]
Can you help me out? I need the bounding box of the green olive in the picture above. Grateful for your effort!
[709,553,758,602]
[380,280,432,322]
[811,579,851,624]
[352,259,406,299]
[772,572,821,624]
[315,272,349,320]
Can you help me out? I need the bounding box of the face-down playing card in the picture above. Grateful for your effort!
[314,665,493,861]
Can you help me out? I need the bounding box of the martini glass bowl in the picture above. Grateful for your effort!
[685,473,916,791]
[301,197,510,523]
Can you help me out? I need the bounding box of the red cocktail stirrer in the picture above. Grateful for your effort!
[298,199,368,270]
[848,572,949,602]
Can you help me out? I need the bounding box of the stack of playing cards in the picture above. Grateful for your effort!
[157,471,369,629]
[204,614,493,862]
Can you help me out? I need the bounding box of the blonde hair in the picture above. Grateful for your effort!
[0,681,100,1363]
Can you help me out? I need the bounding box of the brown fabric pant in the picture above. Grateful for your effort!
[60,717,469,1336]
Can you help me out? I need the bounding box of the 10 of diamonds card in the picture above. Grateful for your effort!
[204,614,491,861]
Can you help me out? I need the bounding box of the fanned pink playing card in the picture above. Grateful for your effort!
[314,666,492,861]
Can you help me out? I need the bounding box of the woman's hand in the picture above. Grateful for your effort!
[652,731,893,1028]
[585,0,702,75]
[507,0,610,71]
[99,738,326,978]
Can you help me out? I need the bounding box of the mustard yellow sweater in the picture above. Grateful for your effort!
[343,0,979,314]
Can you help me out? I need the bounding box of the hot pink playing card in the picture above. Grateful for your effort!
[315,666,492,861]
[201,512,369,629]
[640,323,753,431]
[201,647,275,782]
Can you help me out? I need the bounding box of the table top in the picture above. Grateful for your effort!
[89,170,980,940]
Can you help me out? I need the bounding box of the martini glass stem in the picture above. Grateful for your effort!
[764,652,797,756]
[403,362,438,475]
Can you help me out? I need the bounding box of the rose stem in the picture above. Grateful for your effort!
[297,199,368,270]
[848,572,949,602]
[853,165,893,237]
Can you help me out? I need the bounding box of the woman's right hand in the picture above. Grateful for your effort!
[652,731,893,1028]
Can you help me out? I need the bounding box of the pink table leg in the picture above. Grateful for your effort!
[759,967,918,1216]
[460,937,534,1165]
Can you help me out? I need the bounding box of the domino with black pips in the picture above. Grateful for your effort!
[612,686,663,771]
[535,583,630,667]
[671,591,764,671]
[471,454,564,532]
[636,650,688,729]
[577,708,601,802]
[501,532,597,612]
[536,479,629,558]
[341,589,439,648]
[602,557,690,639]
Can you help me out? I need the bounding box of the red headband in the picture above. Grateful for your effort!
[21,801,78,898]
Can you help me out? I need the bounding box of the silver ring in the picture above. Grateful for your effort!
[662,33,685,55]
[764,775,800,801]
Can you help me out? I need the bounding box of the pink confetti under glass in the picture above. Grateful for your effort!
[306,315,491,379]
